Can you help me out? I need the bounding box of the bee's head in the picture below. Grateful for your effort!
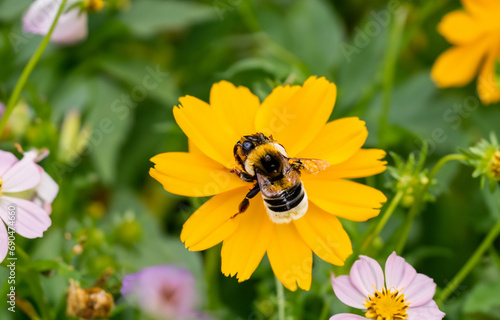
[234,133,269,162]
[233,133,288,177]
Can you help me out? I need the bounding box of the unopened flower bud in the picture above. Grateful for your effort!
[85,0,104,12]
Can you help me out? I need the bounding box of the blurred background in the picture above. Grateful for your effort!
[0,0,500,319]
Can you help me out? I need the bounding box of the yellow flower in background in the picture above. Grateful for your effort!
[431,0,500,104]
[150,76,387,291]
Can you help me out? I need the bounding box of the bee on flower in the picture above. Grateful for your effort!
[150,76,387,291]
[431,0,500,104]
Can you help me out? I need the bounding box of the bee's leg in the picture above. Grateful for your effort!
[231,184,260,219]
[231,168,256,182]
[288,158,304,171]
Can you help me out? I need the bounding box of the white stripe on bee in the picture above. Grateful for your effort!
[263,189,308,224]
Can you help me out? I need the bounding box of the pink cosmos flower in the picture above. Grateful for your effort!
[23,0,88,45]
[331,252,445,320]
[0,150,59,262]
[121,265,207,320]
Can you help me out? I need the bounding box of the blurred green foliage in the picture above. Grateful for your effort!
[1,0,500,319]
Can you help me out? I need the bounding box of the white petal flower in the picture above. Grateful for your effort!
[331,252,445,320]
[23,0,88,45]
[0,150,59,262]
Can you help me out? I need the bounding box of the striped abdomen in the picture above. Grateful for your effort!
[262,183,308,224]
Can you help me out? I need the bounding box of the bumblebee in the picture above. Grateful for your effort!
[233,133,329,224]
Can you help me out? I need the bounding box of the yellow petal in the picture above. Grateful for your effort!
[174,96,234,167]
[294,203,352,265]
[303,179,387,222]
[210,80,260,139]
[477,44,500,104]
[150,152,248,197]
[438,11,489,45]
[188,139,203,154]
[255,76,336,157]
[305,149,387,180]
[461,0,500,18]
[188,220,237,251]
[221,196,274,281]
[174,81,259,168]
[181,188,246,250]
[267,223,312,291]
[431,38,492,88]
[296,117,368,165]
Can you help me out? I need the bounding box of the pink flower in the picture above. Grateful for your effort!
[23,0,88,45]
[121,265,207,320]
[330,252,445,320]
[0,150,59,262]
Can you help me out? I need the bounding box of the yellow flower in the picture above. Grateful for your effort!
[150,76,387,291]
[431,0,500,104]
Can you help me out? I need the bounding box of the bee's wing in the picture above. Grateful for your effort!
[255,170,282,198]
[288,158,330,174]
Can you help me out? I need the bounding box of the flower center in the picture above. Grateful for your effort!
[364,288,409,320]
[491,151,500,180]
[0,178,3,197]
[85,0,104,12]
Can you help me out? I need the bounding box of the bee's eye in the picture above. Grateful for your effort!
[242,141,253,151]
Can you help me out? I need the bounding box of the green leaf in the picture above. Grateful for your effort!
[482,187,500,221]
[97,57,178,106]
[257,0,345,76]
[85,77,133,184]
[118,0,217,38]
[221,57,291,81]
[0,0,31,22]
[463,282,500,319]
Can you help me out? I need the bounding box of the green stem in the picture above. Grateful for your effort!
[276,277,285,320]
[427,154,467,182]
[0,0,68,135]
[319,301,330,320]
[401,0,451,50]
[378,7,408,144]
[204,246,223,309]
[396,154,467,253]
[436,219,500,306]
[361,190,405,251]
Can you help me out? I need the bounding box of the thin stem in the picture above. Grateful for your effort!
[396,154,467,253]
[427,154,467,181]
[0,0,68,134]
[204,246,223,309]
[436,219,500,306]
[276,277,285,320]
[319,300,331,320]
[378,8,408,144]
[361,190,405,251]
